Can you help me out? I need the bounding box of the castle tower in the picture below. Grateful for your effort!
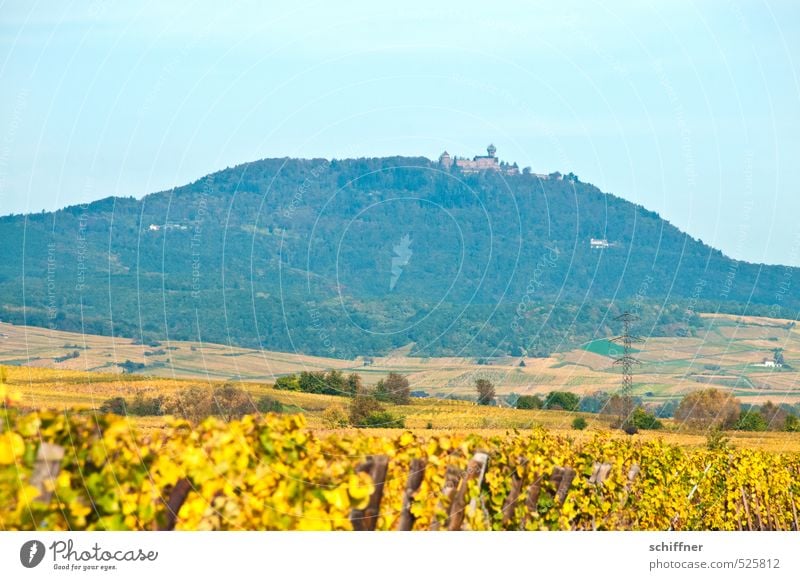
[438,150,453,169]
[487,143,496,158]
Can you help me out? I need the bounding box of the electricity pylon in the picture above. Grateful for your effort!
[611,312,644,429]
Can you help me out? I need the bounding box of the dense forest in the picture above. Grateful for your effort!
[1,155,796,358]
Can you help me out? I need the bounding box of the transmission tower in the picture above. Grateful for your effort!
[611,312,644,428]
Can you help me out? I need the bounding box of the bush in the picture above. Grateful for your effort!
[516,395,543,410]
[128,393,165,416]
[349,394,404,427]
[360,410,405,428]
[705,425,730,451]
[571,417,587,430]
[164,384,253,423]
[544,391,580,412]
[349,394,384,425]
[164,387,213,423]
[256,396,283,413]
[100,397,127,415]
[631,407,662,430]
[321,404,349,428]
[211,384,253,421]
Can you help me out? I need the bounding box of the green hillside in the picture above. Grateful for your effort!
[1,155,797,358]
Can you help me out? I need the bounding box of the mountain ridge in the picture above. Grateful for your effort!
[0,153,796,359]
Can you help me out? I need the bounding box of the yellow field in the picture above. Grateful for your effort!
[4,365,800,453]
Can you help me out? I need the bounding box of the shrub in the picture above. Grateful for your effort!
[360,411,405,428]
[128,393,165,416]
[349,394,384,425]
[349,394,404,427]
[631,407,662,430]
[516,395,543,410]
[256,396,283,413]
[571,417,587,430]
[706,425,730,451]
[164,387,213,423]
[211,384,253,421]
[100,397,127,415]
[321,404,349,428]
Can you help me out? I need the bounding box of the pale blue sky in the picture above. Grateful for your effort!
[1,0,798,265]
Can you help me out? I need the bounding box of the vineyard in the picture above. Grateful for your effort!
[2,409,800,531]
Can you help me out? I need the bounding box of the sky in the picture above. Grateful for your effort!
[1,0,799,266]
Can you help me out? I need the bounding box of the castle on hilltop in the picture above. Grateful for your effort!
[438,144,520,175]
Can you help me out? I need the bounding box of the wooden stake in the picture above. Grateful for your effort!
[430,465,462,530]
[448,452,489,531]
[160,478,192,531]
[351,455,389,531]
[397,458,426,531]
[29,443,64,504]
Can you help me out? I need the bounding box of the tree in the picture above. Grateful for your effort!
[760,401,788,430]
[516,395,543,410]
[674,388,740,429]
[785,414,800,432]
[299,371,327,394]
[475,378,496,405]
[375,372,410,405]
[274,374,300,391]
[324,369,346,395]
[544,391,579,412]
[211,383,253,421]
[773,348,785,366]
[735,411,768,432]
[345,373,362,397]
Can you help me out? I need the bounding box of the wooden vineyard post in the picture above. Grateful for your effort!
[520,473,543,528]
[30,443,64,503]
[501,459,527,527]
[741,486,754,531]
[350,455,389,531]
[589,462,613,485]
[448,452,489,531]
[398,458,426,531]
[160,478,192,531]
[554,467,576,505]
[430,465,462,530]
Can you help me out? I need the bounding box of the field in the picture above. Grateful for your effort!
[1,312,798,406]
[3,365,800,453]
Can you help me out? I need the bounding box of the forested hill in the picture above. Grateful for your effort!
[1,155,796,358]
